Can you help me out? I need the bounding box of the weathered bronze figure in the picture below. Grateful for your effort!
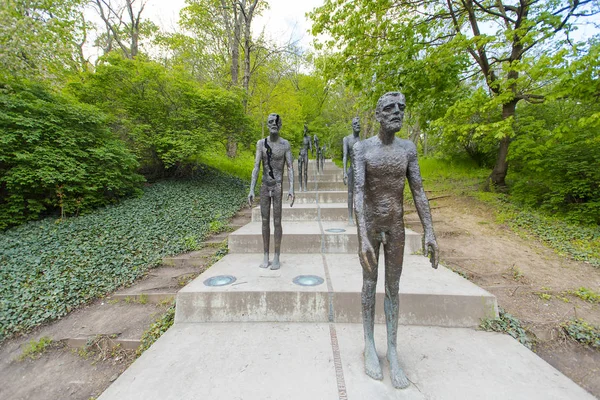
[313,134,319,157]
[343,117,361,224]
[353,92,439,389]
[299,126,311,191]
[248,113,295,270]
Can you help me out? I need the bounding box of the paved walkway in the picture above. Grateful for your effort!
[99,160,594,400]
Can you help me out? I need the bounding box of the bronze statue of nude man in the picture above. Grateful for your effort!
[299,126,312,192]
[353,92,439,389]
[248,113,295,270]
[343,117,361,225]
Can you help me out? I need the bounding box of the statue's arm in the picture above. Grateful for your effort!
[406,143,438,268]
[342,137,348,183]
[285,141,295,207]
[248,140,262,205]
[353,143,376,272]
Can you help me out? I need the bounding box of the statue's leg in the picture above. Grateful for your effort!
[302,155,308,191]
[298,160,303,192]
[259,185,271,268]
[383,228,409,389]
[271,185,283,270]
[347,167,354,225]
[359,233,382,381]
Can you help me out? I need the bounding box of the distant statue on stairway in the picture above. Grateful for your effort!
[299,125,311,192]
[343,117,361,225]
[248,113,295,270]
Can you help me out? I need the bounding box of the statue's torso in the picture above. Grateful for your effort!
[345,134,361,164]
[260,137,290,184]
[359,137,413,229]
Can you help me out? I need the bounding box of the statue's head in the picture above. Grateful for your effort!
[304,124,309,136]
[351,117,361,133]
[267,113,282,134]
[375,92,405,132]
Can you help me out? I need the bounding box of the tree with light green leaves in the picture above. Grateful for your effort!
[0,0,90,81]
[310,0,600,190]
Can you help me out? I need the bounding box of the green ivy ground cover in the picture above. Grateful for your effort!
[0,169,247,341]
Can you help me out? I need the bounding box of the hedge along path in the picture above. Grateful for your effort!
[0,170,248,341]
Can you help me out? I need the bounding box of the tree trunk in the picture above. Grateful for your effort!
[488,100,517,190]
[226,136,237,158]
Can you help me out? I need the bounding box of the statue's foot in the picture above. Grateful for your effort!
[259,254,270,269]
[364,346,383,381]
[270,256,281,270]
[387,352,410,389]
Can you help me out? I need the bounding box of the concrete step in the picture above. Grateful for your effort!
[66,336,141,351]
[227,221,422,254]
[285,181,348,191]
[98,322,594,400]
[251,203,350,222]
[175,253,497,327]
[293,190,349,204]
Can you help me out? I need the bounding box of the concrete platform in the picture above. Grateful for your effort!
[293,190,349,204]
[175,253,497,327]
[227,221,422,254]
[98,322,595,400]
[285,181,347,191]
[251,203,349,222]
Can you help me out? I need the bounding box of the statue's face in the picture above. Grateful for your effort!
[376,95,405,132]
[352,118,360,133]
[267,115,281,134]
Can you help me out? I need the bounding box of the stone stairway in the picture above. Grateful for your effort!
[98,159,594,400]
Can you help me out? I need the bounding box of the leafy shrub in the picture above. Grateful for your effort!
[137,304,175,356]
[562,319,600,349]
[480,308,535,349]
[68,54,252,178]
[0,80,144,229]
[0,169,247,341]
[509,99,600,225]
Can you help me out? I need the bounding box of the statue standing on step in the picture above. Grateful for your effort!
[343,117,361,225]
[316,144,322,174]
[353,92,439,389]
[319,145,326,172]
[248,113,295,270]
[313,134,319,157]
[299,125,311,192]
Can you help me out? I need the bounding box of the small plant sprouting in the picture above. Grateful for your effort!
[18,336,54,361]
[480,308,535,350]
[562,319,600,349]
[511,265,524,282]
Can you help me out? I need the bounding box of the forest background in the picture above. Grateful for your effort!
[0,0,599,341]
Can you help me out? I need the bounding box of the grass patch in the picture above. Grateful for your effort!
[568,287,600,303]
[137,303,176,356]
[562,319,600,349]
[18,336,55,360]
[480,308,535,349]
[0,168,248,342]
[196,150,255,182]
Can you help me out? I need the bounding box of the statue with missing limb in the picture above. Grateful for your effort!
[248,113,295,270]
[299,125,311,191]
[353,92,439,389]
[343,117,361,225]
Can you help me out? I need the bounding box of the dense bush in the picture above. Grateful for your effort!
[0,169,247,341]
[509,100,600,224]
[68,54,252,179]
[0,81,144,230]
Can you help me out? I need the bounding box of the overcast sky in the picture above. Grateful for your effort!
[142,0,325,49]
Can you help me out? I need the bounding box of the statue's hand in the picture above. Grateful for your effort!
[248,192,254,207]
[359,240,377,273]
[423,236,439,269]
[288,192,295,208]
[343,172,347,185]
